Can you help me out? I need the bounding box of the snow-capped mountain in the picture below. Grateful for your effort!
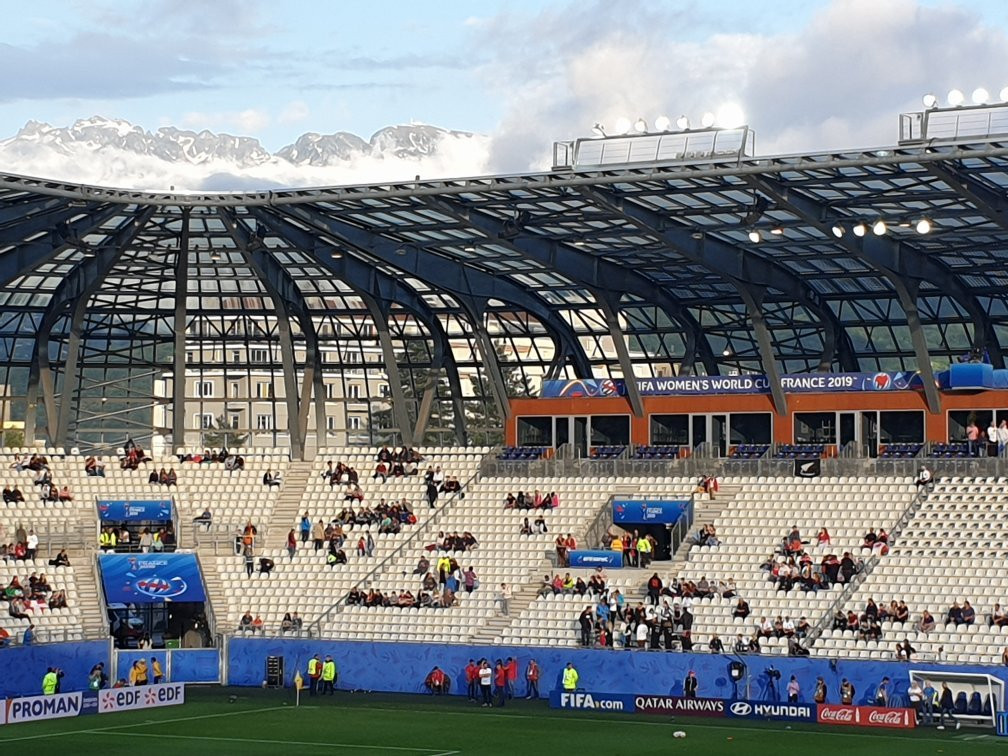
[0,116,494,192]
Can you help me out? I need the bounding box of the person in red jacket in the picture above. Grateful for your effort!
[505,657,518,699]
[493,660,508,707]
[525,658,540,699]
[425,666,448,695]
[465,659,479,702]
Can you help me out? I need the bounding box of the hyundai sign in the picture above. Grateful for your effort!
[727,699,816,722]
[612,499,688,525]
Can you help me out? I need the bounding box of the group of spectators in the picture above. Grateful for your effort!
[372,446,424,482]
[964,418,1008,457]
[0,523,40,562]
[236,609,302,635]
[9,453,74,504]
[461,656,540,706]
[3,568,68,635]
[539,568,615,600]
[554,533,578,567]
[178,446,248,474]
[146,467,178,487]
[504,489,559,510]
[646,573,737,605]
[100,524,174,553]
[120,439,152,470]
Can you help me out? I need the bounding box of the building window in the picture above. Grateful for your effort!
[348,416,361,430]
[230,382,240,398]
[229,414,240,429]
[325,383,336,399]
[380,384,389,398]
[326,415,337,430]
[255,414,273,430]
[194,413,214,429]
[250,348,269,363]
[349,384,361,399]
[186,351,196,364]
[256,382,273,399]
[196,381,214,398]
[230,350,241,363]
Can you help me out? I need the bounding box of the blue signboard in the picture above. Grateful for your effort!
[549,690,636,712]
[567,550,623,569]
[541,371,925,398]
[727,699,816,722]
[612,499,688,525]
[97,500,173,522]
[99,553,206,604]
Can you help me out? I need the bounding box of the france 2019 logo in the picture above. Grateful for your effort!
[598,379,618,396]
[871,373,891,390]
[134,575,189,599]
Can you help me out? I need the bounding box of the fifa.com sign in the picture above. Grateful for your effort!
[99,682,185,713]
[550,690,634,711]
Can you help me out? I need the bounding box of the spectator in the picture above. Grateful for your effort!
[915,466,934,491]
[816,527,831,546]
[989,418,1000,456]
[519,518,532,536]
[962,600,976,625]
[918,609,936,633]
[937,682,960,730]
[896,638,916,660]
[578,606,594,646]
[238,611,253,633]
[708,633,724,653]
[286,529,297,561]
[48,549,70,567]
[947,601,964,625]
[251,615,264,635]
[966,418,981,456]
[262,470,282,488]
[463,566,478,593]
[992,603,1008,627]
[733,598,750,620]
[999,420,1008,456]
[193,508,212,530]
[498,583,511,616]
[425,666,449,695]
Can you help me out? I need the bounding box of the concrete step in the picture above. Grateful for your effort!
[67,549,106,639]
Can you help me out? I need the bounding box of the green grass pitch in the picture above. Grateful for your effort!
[0,687,1005,755]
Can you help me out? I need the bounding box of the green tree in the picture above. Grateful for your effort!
[371,339,455,445]
[465,343,531,446]
[202,414,249,449]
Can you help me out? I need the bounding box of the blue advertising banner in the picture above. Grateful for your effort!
[97,500,173,522]
[612,499,688,525]
[549,690,636,712]
[99,553,206,604]
[541,372,925,398]
[727,699,816,722]
[567,550,623,569]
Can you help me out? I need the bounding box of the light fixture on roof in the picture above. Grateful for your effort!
[591,122,607,138]
[722,346,733,357]
[770,227,784,235]
[633,117,648,133]
[612,116,632,135]
[330,250,342,258]
[700,112,716,128]
[947,88,965,107]
[922,93,938,109]
[675,115,690,130]
[972,87,990,105]
[852,222,867,237]
[210,251,221,262]
[573,239,586,247]
[716,103,745,129]
[463,245,476,252]
[747,229,761,243]
[872,219,887,236]
[654,115,671,132]
[831,224,845,238]
[915,218,932,234]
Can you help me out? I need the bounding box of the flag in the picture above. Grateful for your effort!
[294,671,303,691]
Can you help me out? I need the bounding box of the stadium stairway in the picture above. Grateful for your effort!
[469,568,550,644]
[69,548,107,638]
[668,484,740,565]
[263,461,314,544]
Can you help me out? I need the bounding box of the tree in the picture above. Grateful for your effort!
[371,339,456,446]
[465,342,531,446]
[2,428,24,448]
[202,414,248,449]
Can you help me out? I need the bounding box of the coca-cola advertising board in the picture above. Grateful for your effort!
[817,704,915,729]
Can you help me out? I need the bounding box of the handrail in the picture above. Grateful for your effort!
[305,461,487,637]
[91,546,110,642]
[805,485,928,647]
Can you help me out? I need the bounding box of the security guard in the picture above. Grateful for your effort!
[306,654,321,696]
[41,667,59,695]
[98,528,117,551]
[562,662,579,692]
[321,655,337,695]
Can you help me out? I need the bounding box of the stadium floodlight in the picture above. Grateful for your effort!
[716,104,745,129]
[675,114,690,130]
[722,346,733,357]
[947,88,964,107]
[831,224,845,238]
[972,87,990,105]
[916,218,932,234]
[922,93,938,109]
[872,219,887,236]
[613,117,632,135]
[852,222,867,237]
[747,229,761,243]
[1001,86,1008,102]
[592,122,607,138]
[770,227,784,235]
[654,115,671,131]
[701,112,716,128]
[634,117,648,133]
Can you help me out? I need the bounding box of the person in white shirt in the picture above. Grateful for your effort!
[26,530,38,560]
[915,466,933,491]
[908,680,924,723]
[635,621,649,649]
[498,583,511,616]
[782,617,796,636]
[787,675,800,702]
[988,421,999,456]
[478,660,493,707]
[998,420,1008,456]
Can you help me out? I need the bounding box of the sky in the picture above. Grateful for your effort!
[1,0,1008,181]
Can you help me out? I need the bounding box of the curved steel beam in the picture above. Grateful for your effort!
[579,185,859,375]
[270,203,594,380]
[421,196,719,376]
[25,209,156,444]
[244,206,468,445]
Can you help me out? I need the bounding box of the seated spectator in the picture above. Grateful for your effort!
[48,549,70,567]
[918,609,937,633]
[193,508,212,529]
[58,486,73,502]
[2,485,14,503]
[895,638,916,660]
[48,589,67,609]
[816,527,831,546]
[41,484,59,503]
[238,611,253,633]
[259,557,275,576]
[10,486,23,502]
[263,470,282,488]
[787,636,809,657]
[947,601,965,625]
[148,469,159,485]
[251,615,264,635]
[519,518,533,536]
[992,603,1008,628]
[862,529,877,549]
[915,466,934,491]
[166,468,178,487]
[732,598,750,620]
[291,612,302,631]
[280,613,294,633]
[962,600,976,625]
[504,492,517,509]
[413,555,430,575]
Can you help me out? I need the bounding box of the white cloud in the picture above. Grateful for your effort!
[181,108,271,135]
[278,100,310,125]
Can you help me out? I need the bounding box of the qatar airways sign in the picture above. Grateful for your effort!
[634,695,725,717]
[817,704,915,729]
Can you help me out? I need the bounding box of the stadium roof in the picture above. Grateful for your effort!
[2,126,1008,453]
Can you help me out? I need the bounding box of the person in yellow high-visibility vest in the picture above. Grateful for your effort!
[41,667,59,695]
[562,662,579,692]
[637,535,653,569]
[306,654,322,697]
[320,655,337,696]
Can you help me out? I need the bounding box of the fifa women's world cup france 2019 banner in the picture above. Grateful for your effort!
[541,372,924,398]
[99,553,206,604]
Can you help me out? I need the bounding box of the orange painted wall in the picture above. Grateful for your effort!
[506,389,1008,446]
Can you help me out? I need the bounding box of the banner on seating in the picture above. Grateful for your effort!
[98,500,173,522]
[541,372,923,398]
[612,499,688,525]
[568,550,623,569]
[99,554,206,604]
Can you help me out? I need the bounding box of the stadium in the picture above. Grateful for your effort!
[3,94,1008,754]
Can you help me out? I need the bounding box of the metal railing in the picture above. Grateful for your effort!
[304,463,485,637]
